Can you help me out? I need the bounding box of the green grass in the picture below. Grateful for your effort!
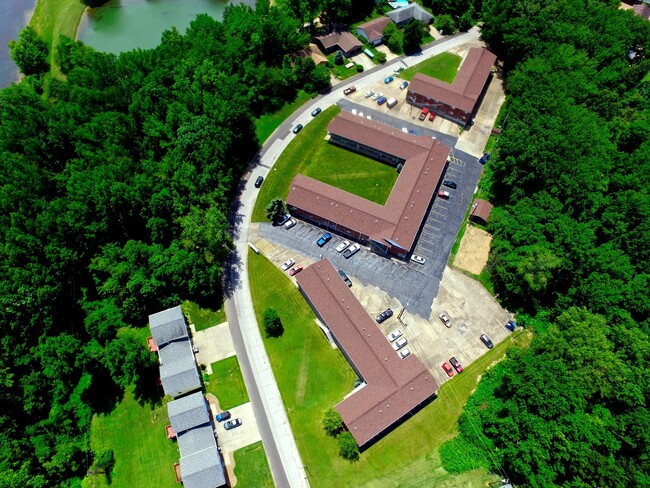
[255,90,313,144]
[31,0,86,80]
[249,250,528,486]
[83,388,179,488]
[400,52,462,84]
[328,54,360,80]
[233,441,274,488]
[252,105,399,222]
[204,356,250,410]
[182,300,226,332]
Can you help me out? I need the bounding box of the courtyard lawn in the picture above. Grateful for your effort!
[83,388,179,488]
[182,300,226,332]
[204,356,250,410]
[252,105,398,221]
[233,441,274,488]
[249,249,530,486]
[255,90,312,144]
[400,52,462,84]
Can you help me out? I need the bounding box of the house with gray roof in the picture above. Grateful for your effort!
[179,445,225,488]
[149,305,188,346]
[168,391,210,435]
[158,339,202,399]
[387,3,433,26]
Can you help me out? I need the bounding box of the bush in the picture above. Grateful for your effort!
[375,51,387,64]
[435,14,456,35]
[262,307,284,337]
[356,64,364,73]
[337,431,359,461]
[440,436,489,473]
[92,448,115,475]
[387,32,403,54]
[322,408,344,436]
[266,198,287,223]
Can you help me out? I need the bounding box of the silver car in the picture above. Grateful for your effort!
[392,337,408,350]
[281,258,295,271]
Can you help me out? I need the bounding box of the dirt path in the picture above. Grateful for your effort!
[453,224,492,275]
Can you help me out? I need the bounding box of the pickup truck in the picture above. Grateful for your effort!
[343,85,356,95]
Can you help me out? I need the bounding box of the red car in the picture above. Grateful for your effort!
[438,190,450,199]
[429,111,435,121]
[449,357,463,373]
[442,362,454,377]
[343,85,356,95]
[289,265,303,276]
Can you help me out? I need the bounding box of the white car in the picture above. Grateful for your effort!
[411,254,425,264]
[371,92,382,101]
[394,65,404,73]
[281,258,295,271]
[336,240,350,253]
[392,337,408,350]
[439,313,452,328]
[387,328,403,342]
[284,219,296,229]
[364,90,374,98]
[399,348,411,359]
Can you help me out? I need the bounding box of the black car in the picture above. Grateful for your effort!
[254,176,264,188]
[480,334,494,349]
[479,152,491,165]
[293,124,303,134]
[216,411,231,422]
[443,180,457,189]
[311,107,322,117]
[338,269,353,287]
[376,308,393,324]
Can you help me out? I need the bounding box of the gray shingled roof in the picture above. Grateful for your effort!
[167,392,210,435]
[177,424,217,456]
[180,446,226,488]
[159,339,201,398]
[149,306,188,346]
[387,4,433,24]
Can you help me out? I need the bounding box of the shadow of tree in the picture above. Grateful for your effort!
[83,368,124,415]
[133,362,164,408]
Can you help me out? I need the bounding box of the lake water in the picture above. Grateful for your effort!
[0,0,38,88]
[77,0,233,55]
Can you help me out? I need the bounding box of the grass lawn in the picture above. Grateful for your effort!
[400,52,462,84]
[255,90,312,144]
[249,249,529,486]
[83,388,179,488]
[252,105,398,221]
[204,356,250,410]
[328,53,361,80]
[31,0,86,79]
[182,300,227,332]
[233,441,274,488]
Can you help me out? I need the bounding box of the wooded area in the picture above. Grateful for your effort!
[0,2,326,486]
[445,0,650,486]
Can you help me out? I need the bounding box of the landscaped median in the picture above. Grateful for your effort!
[248,249,528,486]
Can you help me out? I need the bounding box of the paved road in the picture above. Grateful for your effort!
[223,27,481,488]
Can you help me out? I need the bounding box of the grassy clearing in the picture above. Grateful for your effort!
[83,388,179,488]
[255,90,312,144]
[252,105,398,221]
[327,54,361,80]
[249,249,528,486]
[233,441,274,488]
[401,52,462,84]
[204,356,250,410]
[31,0,86,79]
[182,300,226,332]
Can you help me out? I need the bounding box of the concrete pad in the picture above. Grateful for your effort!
[193,322,235,371]
[215,402,261,454]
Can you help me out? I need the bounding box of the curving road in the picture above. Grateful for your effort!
[223,27,481,488]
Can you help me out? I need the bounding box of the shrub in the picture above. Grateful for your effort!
[435,14,456,35]
[262,307,284,337]
[337,431,359,461]
[322,408,343,436]
[375,51,387,63]
[439,436,488,474]
[356,64,364,73]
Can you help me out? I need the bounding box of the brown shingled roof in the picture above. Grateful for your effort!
[315,30,363,53]
[295,259,439,447]
[408,48,497,113]
[357,17,391,43]
[286,111,450,253]
[470,198,493,225]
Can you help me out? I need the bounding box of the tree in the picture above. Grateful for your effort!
[337,431,359,461]
[375,51,386,63]
[383,24,403,54]
[262,307,284,337]
[322,408,343,436]
[266,198,287,223]
[403,18,424,53]
[9,26,49,75]
[434,14,456,35]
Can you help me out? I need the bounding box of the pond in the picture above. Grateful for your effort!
[0,0,38,88]
[77,0,238,55]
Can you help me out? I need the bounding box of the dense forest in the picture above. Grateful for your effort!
[0,2,327,486]
[443,0,650,486]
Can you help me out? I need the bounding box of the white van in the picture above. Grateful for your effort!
[386,97,398,109]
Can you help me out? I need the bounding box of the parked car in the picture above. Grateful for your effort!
[336,240,350,253]
[276,213,291,226]
[338,269,353,287]
[393,65,404,73]
[316,232,331,247]
[289,265,303,276]
[392,337,408,351]
[311,107,322,117]
[377,96,388,105]
[216,411,231,422]
[442,362,454,377]
[399,348,411,359]
[429,111,435,121]
[376,308,393,324]
[371,92,382,101]
[292,124,303,134]
[438,190,450,199]
[479,152,491,164]
[224,418,242,430]
[449,357,463,373]
[399,81,409,90]
[384,76,394,84]
[343,243,361,258]
[411,254,426,265]
[439,313,451,328]
[443,180,457,189]
[364,90,374,98]
[281,258,295,271]
[480,334,494,349]
[284,218,297,229]
[387,328,403,342]
[505,320,517,332]
[418,107,428,121]
[343,85,356,95]
[254,176,264,188]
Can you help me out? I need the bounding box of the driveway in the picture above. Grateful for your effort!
[191,322,235,373]
[214,402,262,454]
